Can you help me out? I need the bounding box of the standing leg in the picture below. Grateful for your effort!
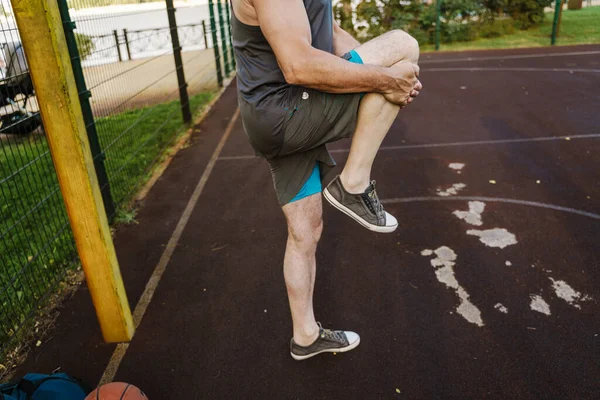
[282,192,361,360]
[282,193,322,346]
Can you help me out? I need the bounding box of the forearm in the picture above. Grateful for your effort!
[285,47,393,94]
[333,26,360,56]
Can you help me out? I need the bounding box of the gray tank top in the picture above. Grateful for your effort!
[231,0,333,157]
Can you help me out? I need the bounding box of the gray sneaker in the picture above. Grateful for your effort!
[290,323,360,360]
[323,175,398,233]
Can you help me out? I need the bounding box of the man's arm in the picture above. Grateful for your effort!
[332,13,360,57]
[253,0,415,101]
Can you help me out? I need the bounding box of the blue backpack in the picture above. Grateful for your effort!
[0,372,91,400]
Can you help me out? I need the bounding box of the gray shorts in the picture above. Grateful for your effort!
[266,87,362,205]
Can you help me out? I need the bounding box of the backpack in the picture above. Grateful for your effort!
[0,372,91,400]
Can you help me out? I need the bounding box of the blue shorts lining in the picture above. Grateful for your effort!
[347,49,364,65]
[289,163,322,203]
[288,50,363,204]
[346,50,365,98]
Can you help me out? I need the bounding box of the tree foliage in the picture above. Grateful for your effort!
[351,0,553,44]
[75,33,95,61]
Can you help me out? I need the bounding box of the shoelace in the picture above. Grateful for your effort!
[362,181,384,216]
[317,322,346,343]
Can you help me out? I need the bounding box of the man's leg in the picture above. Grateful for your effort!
[340,30,420,194]
[282,193,322,346]
[282,191,360,360]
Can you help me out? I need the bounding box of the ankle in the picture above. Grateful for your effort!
[293,324,320,346]
[339,172,369,194]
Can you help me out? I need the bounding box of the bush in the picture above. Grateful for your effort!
[75,33,94,61]
[352,0,552,45]
[442,21,477,42]
[502,0,554,29]
[477,18,517,38]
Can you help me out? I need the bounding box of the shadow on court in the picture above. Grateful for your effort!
[16,44,600,399]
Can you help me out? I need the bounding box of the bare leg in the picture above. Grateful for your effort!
[340,30,420,193]
[282,193,323,346]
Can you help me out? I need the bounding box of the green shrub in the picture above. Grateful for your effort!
[351,0,553,45]
[477,18,517,38]
[75,33,94,61]
[502,0,554,29]
[442,21,477,43]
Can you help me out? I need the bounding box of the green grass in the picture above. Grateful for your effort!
[422,6,600,52]
[0,92,214,362]
[96,92,214,206]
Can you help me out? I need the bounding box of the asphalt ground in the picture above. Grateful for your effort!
[14,44,600,399]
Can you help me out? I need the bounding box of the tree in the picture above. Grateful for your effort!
[75,33,95,61]
[503,0,553,28]
[334,0,356,36]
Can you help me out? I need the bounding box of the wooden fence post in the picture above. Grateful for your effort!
[12,0,134,343]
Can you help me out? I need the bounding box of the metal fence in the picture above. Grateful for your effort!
[0,0,235,370]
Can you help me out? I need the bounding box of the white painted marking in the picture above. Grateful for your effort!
[530,295,551,315]
[494,303,508,313]
[99,108,241,385]
[380,196,600,221]
[223,133,600,160]
[453,201,485,226]
[449,163,465,171]
[505,261,512,266]
[549,278,592,309]
[419,50,600,64]
[467,228,517,249]
[424,67,600,73]
[437,183,466,197]
[421,249,433,256]
[422,246,484,327]
[460,86,467,90]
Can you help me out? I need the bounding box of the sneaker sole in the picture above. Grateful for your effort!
[323,188,398,233]
[290,336,361,361]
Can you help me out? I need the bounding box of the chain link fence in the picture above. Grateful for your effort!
[0,0,235,372]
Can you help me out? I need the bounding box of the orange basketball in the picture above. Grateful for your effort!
[85,382,148,400]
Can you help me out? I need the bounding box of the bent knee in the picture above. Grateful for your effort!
[390,29,420,64]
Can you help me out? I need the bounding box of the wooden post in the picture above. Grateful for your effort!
[12,0,134,343]
[217,0,230,76]
[113,29,123,62]
[209,0,223,87]
[165,0,192,124]
[551,0,562,45]
[124,28,132,60]
[202,20,209,49]
[556,0,566,37]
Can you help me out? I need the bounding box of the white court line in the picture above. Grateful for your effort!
[331,133,600,154]
[420,50,600,64]
[380,196,600,221]
[218,134,600,160]
[219,154,260,161]
[423,67,600,73]
[99,108,241,385]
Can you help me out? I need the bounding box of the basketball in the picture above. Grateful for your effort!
[85,382,148,400]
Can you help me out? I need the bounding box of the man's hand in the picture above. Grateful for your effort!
[383,63,422,107]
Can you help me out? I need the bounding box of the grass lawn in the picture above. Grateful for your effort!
[422,6,600,52]
[0,92,214,362]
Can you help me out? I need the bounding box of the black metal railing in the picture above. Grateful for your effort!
[0,0,235,374]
